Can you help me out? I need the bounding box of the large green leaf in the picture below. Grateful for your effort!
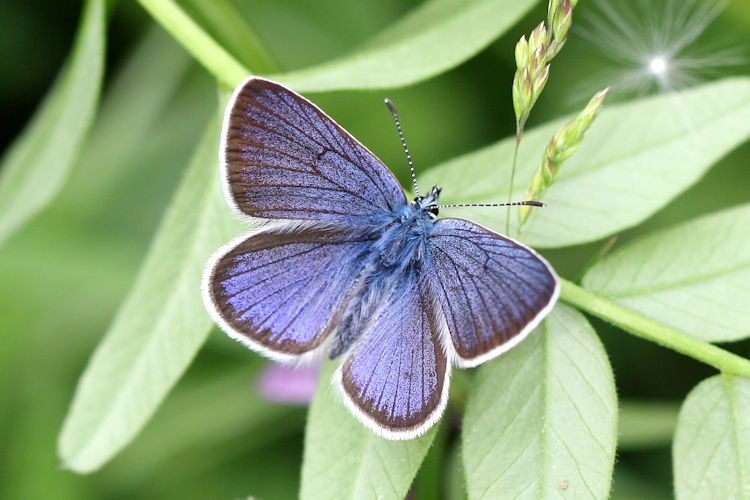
[419,77,750,248]
[0,0,105,246]
[275,0,537,92]
[462,304,617,499]
[300,361,436,500]
[673,375,750,499]
[58,107,244,473]
[583,203,750,342]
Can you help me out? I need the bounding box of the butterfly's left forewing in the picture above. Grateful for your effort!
[338,269,450,439]
[425,218,559,367]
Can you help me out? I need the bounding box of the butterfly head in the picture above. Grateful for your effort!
[413,185,441,219]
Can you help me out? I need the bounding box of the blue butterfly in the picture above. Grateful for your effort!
[202,77,560,439]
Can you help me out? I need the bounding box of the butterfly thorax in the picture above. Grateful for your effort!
[373,185,441,269]
[327,186,441,358]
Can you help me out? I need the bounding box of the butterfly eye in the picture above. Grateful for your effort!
[428,205,439,217]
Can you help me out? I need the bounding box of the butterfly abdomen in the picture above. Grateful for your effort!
[328,211,435,359]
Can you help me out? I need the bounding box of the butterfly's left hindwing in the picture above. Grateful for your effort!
[203,226,375,362]
[425,218,559,367]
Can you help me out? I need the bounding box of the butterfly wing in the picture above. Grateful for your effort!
[425,218,559,367]
[222,77,407,225]
[203,227,375,362]
[338,269,450,439]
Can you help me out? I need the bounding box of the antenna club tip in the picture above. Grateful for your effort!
[384,98,399,116]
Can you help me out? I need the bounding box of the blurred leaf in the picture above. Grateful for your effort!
[414,422,448,500]
[58,105,244,473]
[583,203,750,343]
[0,0,105,246]
[108,363,305,487]
[275,0,537,91]
[61,25,192,207]
[444,445,467,500]
[420,77,750,248]
[611,466,673,500]
[673,374,750,499]
[618,400,679,450]
[300,361,436,500]
[462,304,617,499]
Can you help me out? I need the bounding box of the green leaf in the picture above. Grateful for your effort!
[445,445,468,500]
[275,0,537,92]
[57,105,244,473]
[60,26,192,208]
[611,467,673,500]
[462,304,617,499]
[300,360,437,500]
[618,400,679,450]
[673,375,750,499]
[583,203,750,343]
[106,364,305,487]
[420,77,750,248]
[0,0,105,246]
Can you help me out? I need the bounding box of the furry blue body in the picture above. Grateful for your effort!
[328,188,440,358]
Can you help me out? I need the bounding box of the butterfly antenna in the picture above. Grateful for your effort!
[384,98,419,197]
[438,200,546,208]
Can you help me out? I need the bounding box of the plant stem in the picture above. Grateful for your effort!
[179,0,280,74]
[506,131,522,235]
[560,279,750,378]
[136,0,251,88]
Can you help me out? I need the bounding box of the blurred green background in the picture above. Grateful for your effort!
[1,0,749,498]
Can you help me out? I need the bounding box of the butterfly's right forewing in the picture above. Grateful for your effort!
[425,218,559,367]
[222,78,406,225]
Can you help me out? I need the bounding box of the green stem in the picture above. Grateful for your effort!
[180,0,280,74]
[560,279,750,378]
[136,0,251,88]
[506,130,522,235]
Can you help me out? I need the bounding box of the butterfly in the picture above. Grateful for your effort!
[202,77,560,439]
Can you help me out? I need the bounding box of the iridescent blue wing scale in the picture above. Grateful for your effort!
[222,77,406,225]
[425,218,559,367]
[338,269,450,439]
[203,227,375,361]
